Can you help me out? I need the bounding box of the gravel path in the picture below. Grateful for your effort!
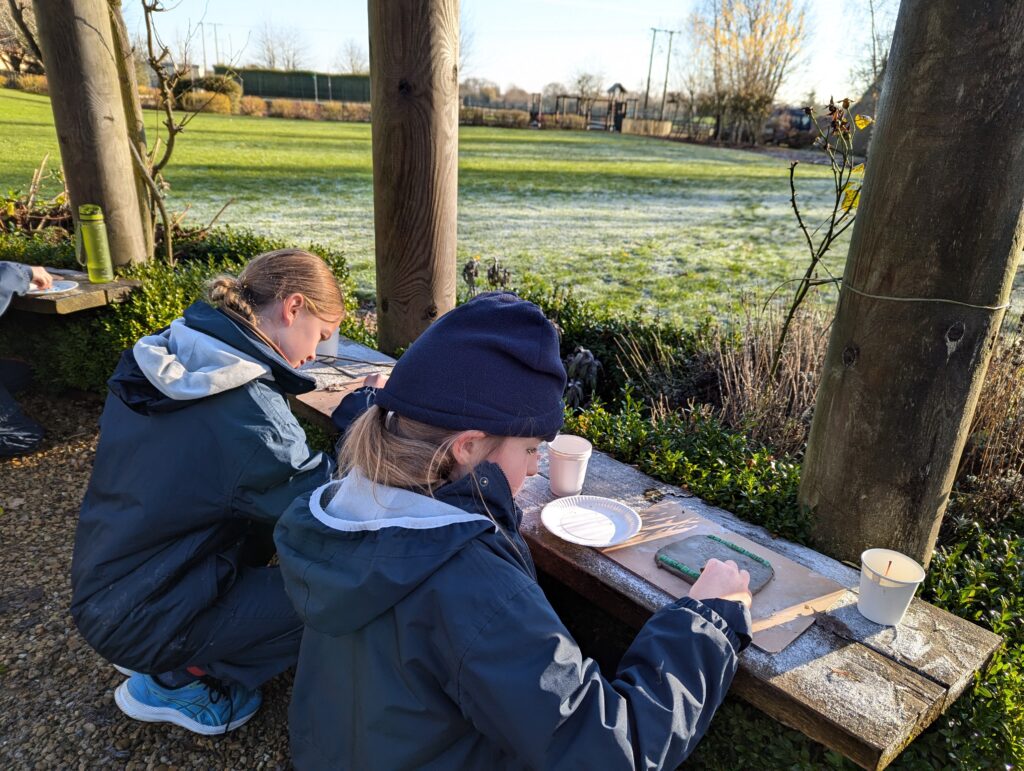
[0,394,292,770]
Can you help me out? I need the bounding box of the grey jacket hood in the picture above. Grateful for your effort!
[277,471,500,636]
[134,318,273,400]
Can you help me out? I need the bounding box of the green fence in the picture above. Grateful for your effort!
[215,66,370,102]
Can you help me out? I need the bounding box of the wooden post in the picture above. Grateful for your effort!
[32,0,148,265]
[107,0,154,261]
[369,0,459,354]
[799,0,1024,566]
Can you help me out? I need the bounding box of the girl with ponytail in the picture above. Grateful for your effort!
[70,249,375,735]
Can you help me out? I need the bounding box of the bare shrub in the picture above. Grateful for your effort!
[458,107,530,128]
[268,98,319,120]
[713,305,830,457]
[137,85,161,109]
[318,101,345,121]
[548,113,586,130]
[239,95,268,116]
[956,313,1024,516]
[14,73,47,94]
[176,90,231,114]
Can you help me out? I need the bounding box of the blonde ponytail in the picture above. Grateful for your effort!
[206,248,345,325]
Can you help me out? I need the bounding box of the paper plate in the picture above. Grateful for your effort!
[540,496,642,548]
[26,280,78,296]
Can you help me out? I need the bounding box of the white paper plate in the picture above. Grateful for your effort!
[26,280,78,296]
[540,495,642,548]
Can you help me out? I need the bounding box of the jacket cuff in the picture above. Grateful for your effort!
[330,386,376,434]
[677,596,753,653]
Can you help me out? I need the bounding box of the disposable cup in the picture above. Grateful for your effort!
[547,434,593,497]
[857,548,925,626]
[316,327,340,357]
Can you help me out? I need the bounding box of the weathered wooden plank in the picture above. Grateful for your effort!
[291,386,361,433]
[736,626,945,770]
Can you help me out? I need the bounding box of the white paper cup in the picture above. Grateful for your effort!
[316,327,340,357]
[547,434,593,497]
[857,548,925,626]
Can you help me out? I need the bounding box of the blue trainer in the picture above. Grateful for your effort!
[114,673,262,735]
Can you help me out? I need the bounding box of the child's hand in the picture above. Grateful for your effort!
[30,266,54,290]
[688,558,752,609]
[363,373,389,389]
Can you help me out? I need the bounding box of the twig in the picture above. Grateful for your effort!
[199,197,235,234]
[128,141,174,266]
[170,202,192,229]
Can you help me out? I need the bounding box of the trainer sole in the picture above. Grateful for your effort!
[114,681,257,736]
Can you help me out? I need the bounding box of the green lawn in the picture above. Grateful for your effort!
[1,88,845,318]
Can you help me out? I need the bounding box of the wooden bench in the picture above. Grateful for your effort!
[294,338,1002,770]
[9,268,138,315]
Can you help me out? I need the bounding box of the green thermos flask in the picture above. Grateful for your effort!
[78,204,114,283]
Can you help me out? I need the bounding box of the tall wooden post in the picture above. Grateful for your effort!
[107,0,154,261]
[33,0,148,265]
[369,0,459,354]
[799,0,1024,566]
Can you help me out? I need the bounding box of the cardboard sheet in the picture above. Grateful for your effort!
[602,501,846,653]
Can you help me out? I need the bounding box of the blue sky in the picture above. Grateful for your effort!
[122,0,876,103]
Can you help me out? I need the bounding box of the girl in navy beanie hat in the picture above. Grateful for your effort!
[274,291,753,770]
[374,291,567,442]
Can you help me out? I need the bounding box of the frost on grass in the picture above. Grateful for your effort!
[163,128,844,318]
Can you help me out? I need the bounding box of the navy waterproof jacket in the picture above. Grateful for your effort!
[71,301,334,672]
[275,463,752,770]
[0,261,31,315]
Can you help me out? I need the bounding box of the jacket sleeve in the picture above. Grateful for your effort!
[231,388,336,524]
[455,581,751,770]
[0,261,32,316]
[330,386,376,434]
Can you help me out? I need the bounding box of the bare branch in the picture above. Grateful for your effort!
[5,0,42,62]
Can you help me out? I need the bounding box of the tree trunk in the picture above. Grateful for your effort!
[369,0,459,354]
[107,0,154,260]
[33,0,148,265]
[800,0,1024,566]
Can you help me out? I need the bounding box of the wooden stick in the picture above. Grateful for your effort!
[884,559,893,577]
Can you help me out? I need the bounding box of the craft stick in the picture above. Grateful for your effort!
[656,553,702,581]
[707,534,774,569]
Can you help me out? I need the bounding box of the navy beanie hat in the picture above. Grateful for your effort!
[373,292,567,440]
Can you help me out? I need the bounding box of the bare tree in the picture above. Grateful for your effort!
[503,84,530,110]
[334,37,367,74]
[253,22,306,71]
[459,4,474,76]
[541,81,565,112]
[848,0,896,97]
[571,70,603,97]
[1,0,42,73]
[689,0,807,143]
[570,70,603,119]
[459,76,498,105]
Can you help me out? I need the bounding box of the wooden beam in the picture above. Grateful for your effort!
[368,0,459,354]
[106,0,154,261]
[799,0,1024,565]
[32,0,148,266]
